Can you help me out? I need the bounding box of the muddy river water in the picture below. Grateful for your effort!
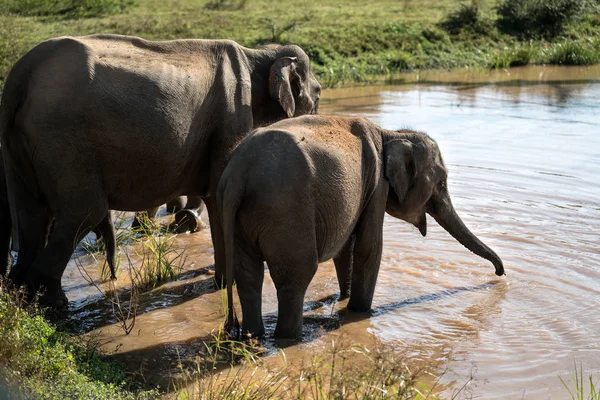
[63,65,600,399]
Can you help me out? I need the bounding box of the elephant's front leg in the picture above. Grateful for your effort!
[347,198,386,312]
[333,235,355,299]
[204,196,226,287]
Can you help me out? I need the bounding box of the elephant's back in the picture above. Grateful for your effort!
[231,125,367,262]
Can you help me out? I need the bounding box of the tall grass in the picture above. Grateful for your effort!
[80,212,186,287]
[560,364,600,400]
[81,213,135,281]
[489,45,537,68]
[543,40,600,65]
[175,335,440,400]
[129,214,186,291]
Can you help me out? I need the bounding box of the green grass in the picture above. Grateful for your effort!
[544,39,600,65]
[560,364,600,400]
[129,214,186,291]
[0,0,137,18]
[175,334,440,400]
[0,283,158,399]
[1,0,600,89]
[80,212,186,286]
[489,45,537,68]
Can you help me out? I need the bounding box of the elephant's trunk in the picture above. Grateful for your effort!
[429,188,504,276]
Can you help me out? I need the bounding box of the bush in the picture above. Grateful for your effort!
[497,0,588,38]
[440,3,494,35]
[0,0,138,18]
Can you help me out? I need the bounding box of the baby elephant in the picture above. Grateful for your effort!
[218,115,504,339]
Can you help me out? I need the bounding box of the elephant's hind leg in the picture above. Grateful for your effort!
[264,233,319,340]
[233,244,265,338]
[28,200,109,308]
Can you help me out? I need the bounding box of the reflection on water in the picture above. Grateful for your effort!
[64,65,600,399]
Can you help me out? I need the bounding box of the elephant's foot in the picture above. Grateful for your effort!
[27,269,68,309]
[172,209,200,233]
[347,298,373,313]
[338,290,350,301]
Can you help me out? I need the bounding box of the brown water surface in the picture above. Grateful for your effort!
[64,65,600,399]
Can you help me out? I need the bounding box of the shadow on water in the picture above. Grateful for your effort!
[287,281,501,347]
[55,266,220,334]
[100,280,501,389]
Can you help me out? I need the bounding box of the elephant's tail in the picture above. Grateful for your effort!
[0,66,25,253]
[217,177,243,337]
[0,52,37,252]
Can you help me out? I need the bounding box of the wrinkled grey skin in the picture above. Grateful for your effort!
[0,34,320,307]
[218,115,504,339]
[0,150,118,280]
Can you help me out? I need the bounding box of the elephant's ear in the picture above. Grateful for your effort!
[269,56,298,118]
[384,139,414,204]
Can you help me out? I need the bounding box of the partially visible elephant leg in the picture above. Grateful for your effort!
[333,235,355,300]
[269,253,318,339]
[173,209,199,233]
[7,178,52,287]
[131,206,159,231]
[175,196,206,232]
[166,197,185,214]
[205,196,226,287]
[28,200,108,308]
[95,213,117,280]
[347,198,385,313]
[234,244,265,338]
[184,196,204,213]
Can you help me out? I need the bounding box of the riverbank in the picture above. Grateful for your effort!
[1,0,600,89]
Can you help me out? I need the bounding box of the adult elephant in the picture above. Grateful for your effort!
[218,115,504,339]
[0,34,320,307]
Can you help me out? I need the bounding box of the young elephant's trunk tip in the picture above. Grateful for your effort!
[430,194,505,276]
[493,258,505,277]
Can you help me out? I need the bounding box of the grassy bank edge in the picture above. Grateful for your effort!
[0,283,158,399]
